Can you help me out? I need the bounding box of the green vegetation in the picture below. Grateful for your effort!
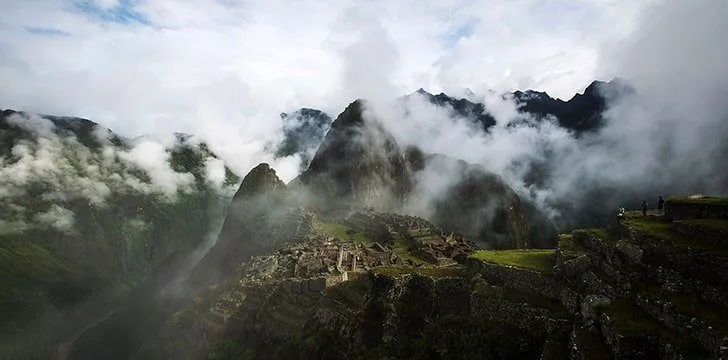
[324,274,371,311]
[682,218,728,231]
[557,234,588,261]
[635,282,728,332]
[470,250,555,274]
[607,298,664,335]
[668,196,728,206]
[668,293,728,332]
[623,216,728,255]
[0,239,102,323]
[606,297,709,355]
[371,266,464,277]
[208,339,254,360]
[583,228,619,245]
[390,236,431,266]
[319,222,373,244]
[558,234,587,252]
[473,283,567,317]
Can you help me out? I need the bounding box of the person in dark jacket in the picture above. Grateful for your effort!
[658,196,665,214]
[641,200,648,216]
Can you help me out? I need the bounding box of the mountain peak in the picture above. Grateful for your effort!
[298,99,412,209]
[234,163,285,199]
[329,99,367,128]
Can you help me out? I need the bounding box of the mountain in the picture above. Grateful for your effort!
[411,88,497,130]
[406,150,557,249]
[189,163,287,287]
[289,99,555,249]
[0,109,240,359]
[140,178,728,359]
[273,79,633,170]
[7,97,728,359]
[293,99,414,210]
[511,78,634,132]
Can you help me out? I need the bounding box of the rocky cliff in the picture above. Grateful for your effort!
[294,100,414,210]
[137,200,728,360]
[189,163,287,287]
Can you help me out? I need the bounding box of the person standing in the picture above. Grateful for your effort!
[658,196,665,214]
[617,206,626,224]
[641,200,648,216]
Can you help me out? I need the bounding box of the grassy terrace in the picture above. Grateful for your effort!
[582,228,620,245]
[391,237,431,266]
[557,234,588,261]
[473,283,568,317]
[667,196,728,206]
[371,266,464,277]
[622,215,728,255]
[682,218,728,231]
[606,297,710,355]
[607,298,665,336]
[318,222,373,244]
[634,282,728,332]
[470,249,555,274]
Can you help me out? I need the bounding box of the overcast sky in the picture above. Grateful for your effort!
[0,0,662,178]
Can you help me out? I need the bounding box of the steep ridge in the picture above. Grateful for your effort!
[512,78,634,132]
[189,163,287,287]
[293,99,414,210]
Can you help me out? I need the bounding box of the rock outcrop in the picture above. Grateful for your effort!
[189,163,287,287]
[294,100,413,210]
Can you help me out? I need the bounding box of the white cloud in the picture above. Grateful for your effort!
[0,0,651,183]
[4,0,724,229]
[35,204,75,232]
[119,137,195,195]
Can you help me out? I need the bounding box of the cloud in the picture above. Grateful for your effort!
[4,0,724,229]
[119,136,195,195]
[0,0,651,184]
[35,204,75,232]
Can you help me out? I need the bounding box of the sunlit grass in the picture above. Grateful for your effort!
[318,222,373,243]
[583,228,619,244]
[470,249,554,274]
[623,216,728,255]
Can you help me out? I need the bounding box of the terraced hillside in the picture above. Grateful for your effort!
[134,196,728,359]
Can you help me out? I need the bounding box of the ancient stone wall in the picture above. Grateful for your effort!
[466,258,580,313]
[673,221,728,247]
[665,201,728,220]
[281,276,328,294]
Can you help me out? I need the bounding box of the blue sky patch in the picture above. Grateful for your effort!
[73,0,150,25]
[442,19,477,48]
